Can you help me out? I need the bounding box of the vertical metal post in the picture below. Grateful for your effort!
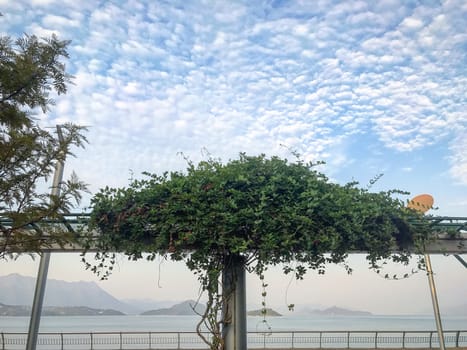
[453,255,467,268]
[26,126,66,350]
[425,254,445,350]
[223,255,247,350]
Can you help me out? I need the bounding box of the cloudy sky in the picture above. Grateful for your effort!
[1,0,466,315]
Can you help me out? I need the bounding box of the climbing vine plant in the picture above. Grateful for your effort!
[82,154,431,350]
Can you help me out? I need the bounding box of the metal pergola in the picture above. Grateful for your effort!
[2,212,466,350]
[1,131,466,350]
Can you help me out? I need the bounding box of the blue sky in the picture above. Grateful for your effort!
[1,0,466,315]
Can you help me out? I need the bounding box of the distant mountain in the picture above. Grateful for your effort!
[141,300,206,315]
[248,308,282,316]
[122,298,177,313]
[0,303,123,316]
[0,303,30,316]
[0,274,137,314]
[308,306,372,316]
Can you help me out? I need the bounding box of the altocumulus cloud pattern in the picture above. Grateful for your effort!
[1,0,466,195]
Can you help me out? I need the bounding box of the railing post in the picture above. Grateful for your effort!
[60,333,63,350]
[1,332,4,350]
[402,331,406,349]
[90,332,93,350]
[429,331,433,348]
[347,331,350,349]
[119,332,122,350]
[375,331,378,349]
[291,331,294,349]
[319,331,322,349]
[177,332,180,350]
[148,332,151,350]
[455,331,460,348]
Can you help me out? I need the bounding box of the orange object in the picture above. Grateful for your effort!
[407,194,434,213]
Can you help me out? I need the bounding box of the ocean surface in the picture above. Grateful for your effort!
[1,315,466,333]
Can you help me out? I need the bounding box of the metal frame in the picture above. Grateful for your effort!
[2,206,466,350]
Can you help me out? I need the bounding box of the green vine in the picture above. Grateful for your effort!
[81,154,432,350]
[257,272,272,334]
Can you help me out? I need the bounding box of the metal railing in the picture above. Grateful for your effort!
[1,330,466,349]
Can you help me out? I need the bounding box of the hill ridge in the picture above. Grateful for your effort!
[0,273,136,314]
[141,300,206,315]
[0,302,124,316]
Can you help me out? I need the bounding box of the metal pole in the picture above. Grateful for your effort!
[453,255,467,268]
[424,254,445,350]
[26,126,66,350]
[223,255,247,350]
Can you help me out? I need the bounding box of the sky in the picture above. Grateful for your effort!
[0,0,466,315]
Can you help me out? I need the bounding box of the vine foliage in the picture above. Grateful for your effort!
[83,154,431,349]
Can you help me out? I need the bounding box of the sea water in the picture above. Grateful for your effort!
[1,315,466,333]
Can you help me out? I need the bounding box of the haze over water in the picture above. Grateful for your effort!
[2,315,467,333]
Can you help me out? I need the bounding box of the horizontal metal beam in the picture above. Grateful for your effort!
[1,214,466,254]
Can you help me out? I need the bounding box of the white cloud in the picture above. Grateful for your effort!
[213,3,247,23]
[30,0,56,5]
[26,23,61,37]
[449,128,467,185]
[42,14,80,28]
[399,17,424,31]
